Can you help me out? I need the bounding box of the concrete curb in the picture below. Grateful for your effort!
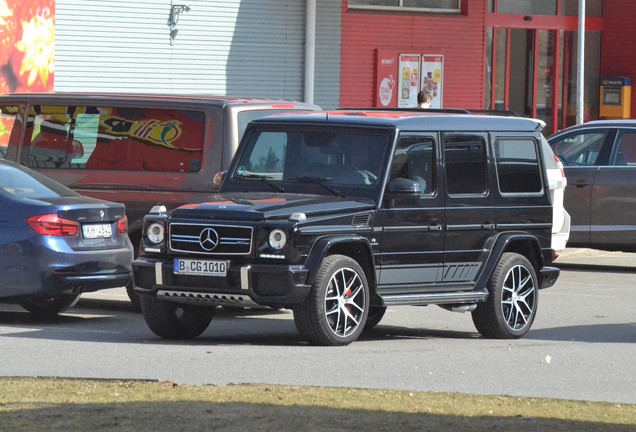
[555,248,636,269]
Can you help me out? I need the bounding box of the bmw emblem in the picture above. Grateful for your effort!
[199,228,219,251]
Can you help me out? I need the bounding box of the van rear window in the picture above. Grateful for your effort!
[20,105,205,172]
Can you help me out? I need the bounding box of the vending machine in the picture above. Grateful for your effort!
[599,76,632,119]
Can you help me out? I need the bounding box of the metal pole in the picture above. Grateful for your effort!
[304,0,316,104]
[576,0,586,124]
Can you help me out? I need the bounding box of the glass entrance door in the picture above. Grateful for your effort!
[490,28,560,134]
[485,4,604,135]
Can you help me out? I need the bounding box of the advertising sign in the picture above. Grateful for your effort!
[421,55,444,109]
[0,0,55,93]
[375,49,398,108]
[398,54,420,108]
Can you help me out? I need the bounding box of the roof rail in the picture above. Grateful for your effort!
[337,107,471,114]
[464,109,521,117]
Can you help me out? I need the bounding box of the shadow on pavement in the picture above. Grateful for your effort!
[0,401,632,432]
[528,322,636,344]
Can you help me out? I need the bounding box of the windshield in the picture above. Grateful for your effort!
[225,126,392,197]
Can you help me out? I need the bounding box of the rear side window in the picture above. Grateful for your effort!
[20,105,205,172]
[444,135,487,195]
[495,138,542,194]
[611,131,636,166]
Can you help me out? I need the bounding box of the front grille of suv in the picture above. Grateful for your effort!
[169,223,252,255]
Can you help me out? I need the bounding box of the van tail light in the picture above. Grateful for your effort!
[26,214,79,236]
[117,216,128,234]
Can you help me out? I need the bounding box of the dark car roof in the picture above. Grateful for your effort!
[251,110,545,132]
[549,119,636,139]
[0,92,318,110]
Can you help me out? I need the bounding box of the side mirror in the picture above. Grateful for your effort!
[212,171,226,191]
[386,177,421,195]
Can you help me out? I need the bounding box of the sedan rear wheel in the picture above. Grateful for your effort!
[140,296,215,339]
[18,293,81,317]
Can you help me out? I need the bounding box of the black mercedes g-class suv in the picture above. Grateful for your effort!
[133,110,559,346]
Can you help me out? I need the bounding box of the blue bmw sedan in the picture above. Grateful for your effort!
[0,159,133,316]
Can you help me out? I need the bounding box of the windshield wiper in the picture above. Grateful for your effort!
[237,174,285,192]
[289,176,342,197]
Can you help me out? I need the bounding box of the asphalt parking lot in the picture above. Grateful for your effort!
[2,248,634,404]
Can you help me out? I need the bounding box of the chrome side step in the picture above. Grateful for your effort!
[157,290,258,307]
[380,289,488,306]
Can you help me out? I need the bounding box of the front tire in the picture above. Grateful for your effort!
[17,293,81,317]
[140,296,215,339]
[126,280,141,312]
[293,255,369,346]
[472,252,538,339]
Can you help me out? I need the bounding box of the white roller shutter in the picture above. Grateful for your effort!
[55,0,306,99]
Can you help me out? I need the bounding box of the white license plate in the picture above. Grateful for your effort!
[82,223,112,239]
[174,259,228,276]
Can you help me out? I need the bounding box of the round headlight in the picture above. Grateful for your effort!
[268,229,287,250]
[147,222,165,244]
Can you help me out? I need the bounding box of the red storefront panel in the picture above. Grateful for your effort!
[601,0,636,119]
[340,1,487,109]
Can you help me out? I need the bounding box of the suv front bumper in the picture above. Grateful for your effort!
[133,257,311,307]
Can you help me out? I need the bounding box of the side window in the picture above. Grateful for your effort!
[444,135,487,195]
[21,105,206,172]
[549,131,607,166]
[611,131,636,166]
[495,138,542,194]
[390,136,435,194]
[0,105,20,159]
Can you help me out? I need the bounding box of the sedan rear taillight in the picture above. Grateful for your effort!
[117,216,128,234]
[26,214,79,236]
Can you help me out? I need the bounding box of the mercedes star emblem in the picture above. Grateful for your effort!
[199,228,219,251]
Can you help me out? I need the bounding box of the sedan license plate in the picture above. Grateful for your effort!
[82,223,112,239]
[174,259,228,277]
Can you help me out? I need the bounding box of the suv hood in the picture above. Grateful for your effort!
[169,193,376,221]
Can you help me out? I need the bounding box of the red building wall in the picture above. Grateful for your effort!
[340,1,488,109]
[601,0,636,118]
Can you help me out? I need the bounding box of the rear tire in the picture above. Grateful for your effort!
[18,293,81,317]
[472,252,538,339]
[140,296,215,339]
[293,255,369,346]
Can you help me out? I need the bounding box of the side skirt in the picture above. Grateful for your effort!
[379,288,488,306]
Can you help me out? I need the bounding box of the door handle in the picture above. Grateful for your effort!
[481,223,496,230]
[573,179,591,188]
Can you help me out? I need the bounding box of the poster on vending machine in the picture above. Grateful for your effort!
[421,55,443,109]
[397,54,420,108]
